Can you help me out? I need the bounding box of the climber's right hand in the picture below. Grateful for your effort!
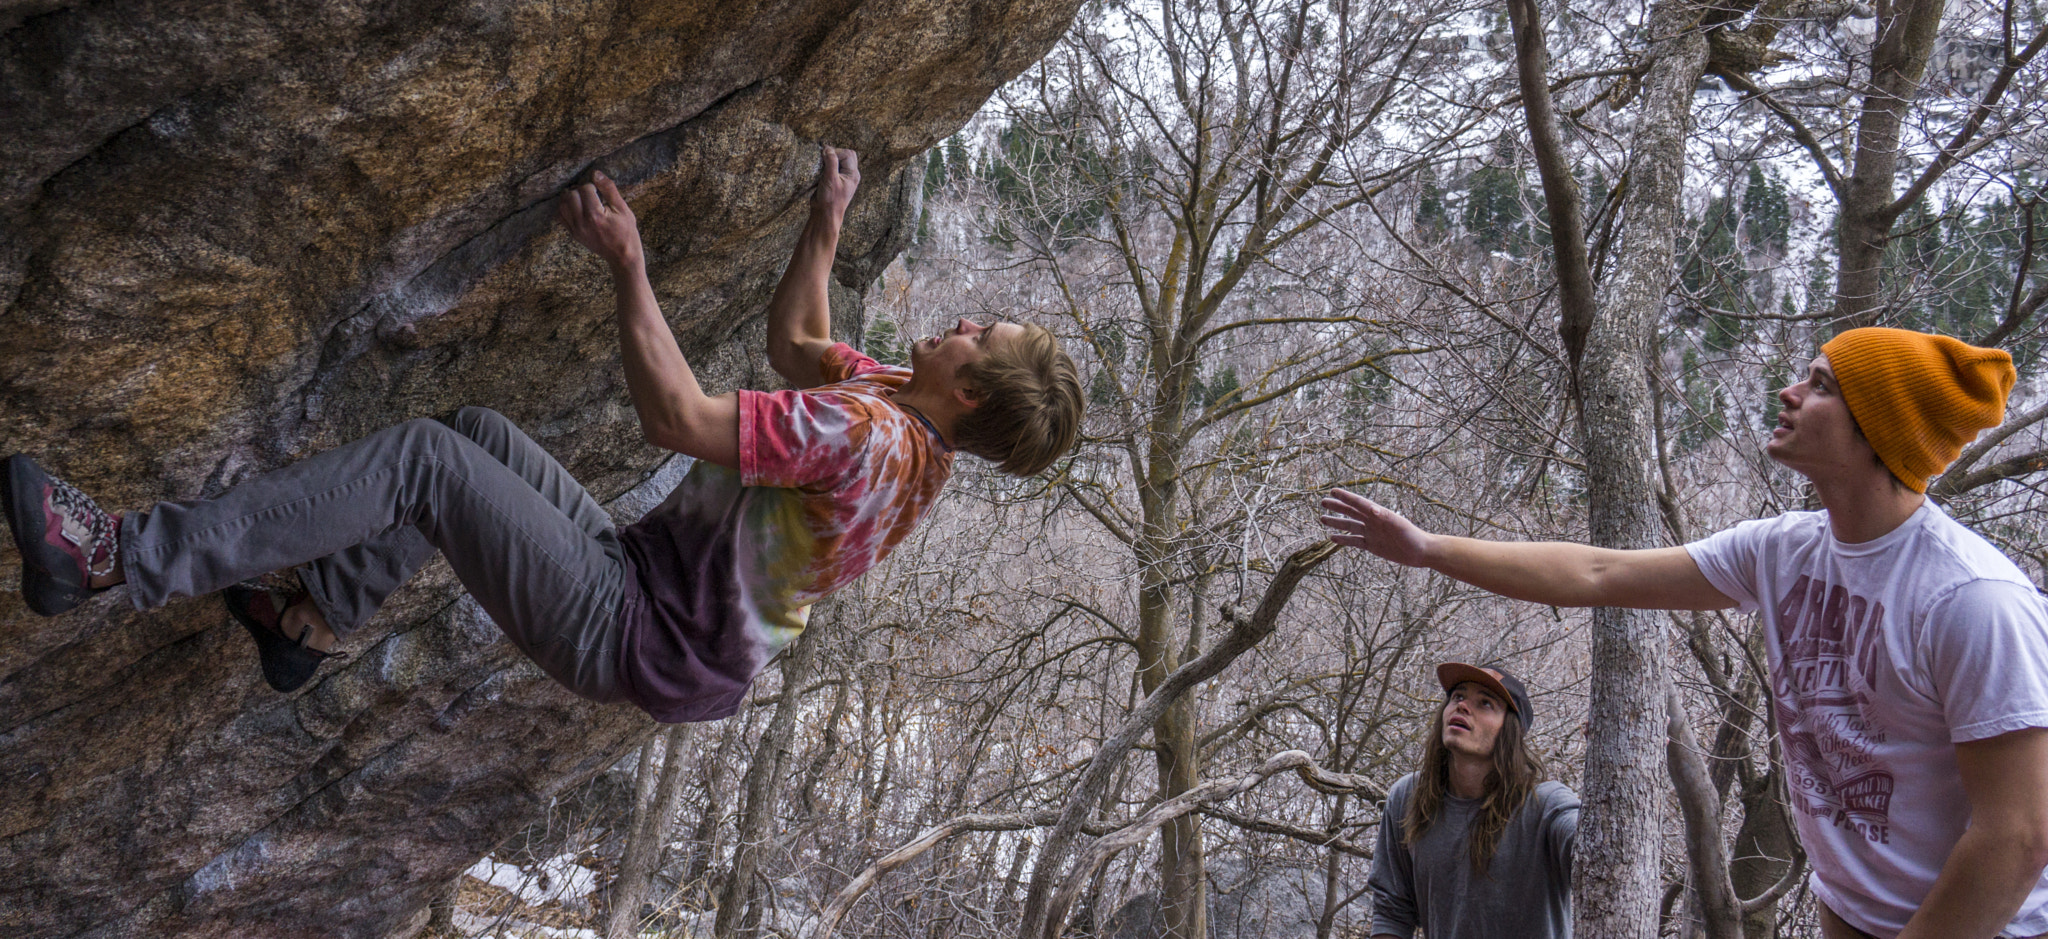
[811,145,860,223]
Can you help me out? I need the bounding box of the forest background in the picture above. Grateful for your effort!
[459,0,2048,937]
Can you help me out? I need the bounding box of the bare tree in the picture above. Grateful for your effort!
[960,1,1499,934]
[1509,0,1712,929]
[606,723,695,939]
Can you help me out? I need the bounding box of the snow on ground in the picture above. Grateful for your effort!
[449,910,601,939]
[462,853,600,910]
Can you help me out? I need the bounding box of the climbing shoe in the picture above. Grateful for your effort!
[3,454,119,616]
[225,583,344,693]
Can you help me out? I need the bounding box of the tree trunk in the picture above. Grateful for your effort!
[1572,0,1709,933]
[796,664,854,819]
[1139,548,1208,939]
[1512,0,1708,928]
[684,718,747,908]
[1136,344,1205,939]
[1667,682,1742,939]
[608,724,694,939]
[606,735,663,936]
[714,615,830,938]
[1834,0,1949,326]
[1730,769,1799,938]
[1134,548,1209,938]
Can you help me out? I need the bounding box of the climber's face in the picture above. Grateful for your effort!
[909,317,1026,400]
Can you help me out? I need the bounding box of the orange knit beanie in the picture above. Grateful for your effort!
[1819,327,2016,493]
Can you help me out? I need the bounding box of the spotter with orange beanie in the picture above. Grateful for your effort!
[1321,329,2048,939]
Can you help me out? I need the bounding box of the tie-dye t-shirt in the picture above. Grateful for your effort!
[614,343,953,722]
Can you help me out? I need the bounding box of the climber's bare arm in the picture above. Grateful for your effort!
[766,146,860,389]
[1318,488,1738,611]
[558,172,740,469]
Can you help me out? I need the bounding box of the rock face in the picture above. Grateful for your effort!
[0,1,1077,936]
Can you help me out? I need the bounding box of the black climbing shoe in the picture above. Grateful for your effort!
[3,454,120,616]
[224,583,343,693]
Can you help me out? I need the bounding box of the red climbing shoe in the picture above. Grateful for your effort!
[3,454,120,616]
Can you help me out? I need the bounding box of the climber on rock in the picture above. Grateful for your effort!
[4,146,1084,722]
[1320,330,2048,939]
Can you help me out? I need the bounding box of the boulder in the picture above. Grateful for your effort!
[0,0,1078,936]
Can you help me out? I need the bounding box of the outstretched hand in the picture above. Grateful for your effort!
[557,171,643,272]
[1318,488,1434,568]
[812,145,860,222]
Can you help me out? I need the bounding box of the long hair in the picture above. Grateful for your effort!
[1400,702,1546,875]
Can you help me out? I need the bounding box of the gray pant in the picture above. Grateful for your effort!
[121,407,628,702]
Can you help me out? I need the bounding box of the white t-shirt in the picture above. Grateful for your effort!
[1687,502,2048,937]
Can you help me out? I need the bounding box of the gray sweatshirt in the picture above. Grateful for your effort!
[1368,772,1580,939]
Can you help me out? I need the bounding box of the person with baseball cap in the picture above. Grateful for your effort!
[1369,662,1579,939]
[1324,328,2048,939]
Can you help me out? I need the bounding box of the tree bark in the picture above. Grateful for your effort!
[714,614,830,938]
[1730,771,1801,938]
[1506,0,1597,375]
[1834,0,1950,326]
[1511,0,1708,931]
[607,724,694,939]
[1668,682,1742,939]
[1138,441,1208,939]
[1572,1,1709,934]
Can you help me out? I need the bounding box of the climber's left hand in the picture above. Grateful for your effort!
[558,171,644,273]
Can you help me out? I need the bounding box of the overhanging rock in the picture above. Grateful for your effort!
[0,1,1080,936]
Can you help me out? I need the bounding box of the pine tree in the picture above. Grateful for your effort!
[1417,165,1449,234]
[1463,132,1529,253]
[1681,194,1746,350]
[1740,164,1790,254]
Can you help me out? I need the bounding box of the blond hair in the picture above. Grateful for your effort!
[954,324,1083,476]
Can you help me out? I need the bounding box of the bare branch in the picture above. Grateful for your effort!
[1508,0,1597,376]
[1890,24,2048,215]
[1929,448,2048,498]
[1197,805,1375,859]
[815,810,1114,939]
[1016,541,1342,938]
[1293,761,1388,801]
[1667,680,1742,938]
[1739,841,1807,914]
[1041,750,1319,939]
[1714,69,1847,200]
[1983,202,2046,348]
[1192,347,1434,434]
[1936,398,2048,491]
